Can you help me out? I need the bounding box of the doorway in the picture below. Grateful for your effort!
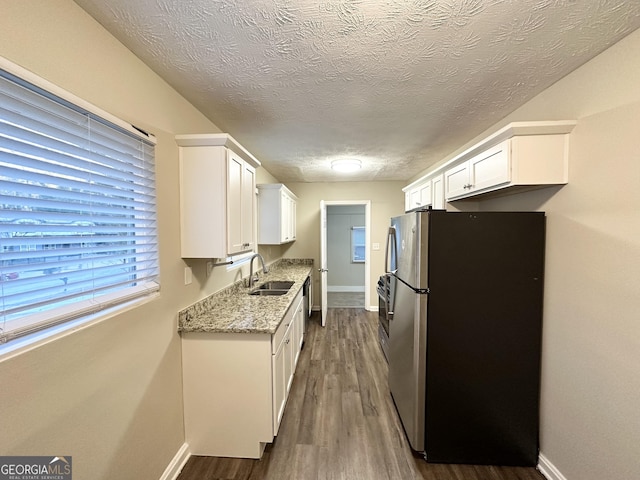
[326,204,366,307]
[319,200,371,327]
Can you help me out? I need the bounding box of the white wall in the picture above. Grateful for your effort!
[412,28,640,480]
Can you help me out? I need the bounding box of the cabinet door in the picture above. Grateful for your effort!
[293,298,304,366]
[227,151,255,255]
[280,191,290,242]
[280,192,297,243]
[227,151,244,254]
[444,162,470,200]
[241,161,256,251]
[284,329,294,395]
[290,197,296,241]
[469,140,510,193]
[409,188,421,210]
[419,181,432,207]
[432,174,444,209]
[272,339,286,434]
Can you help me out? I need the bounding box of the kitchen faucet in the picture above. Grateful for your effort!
[248,253,268,287]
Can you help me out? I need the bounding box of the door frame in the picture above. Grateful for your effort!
[319,200,371,327]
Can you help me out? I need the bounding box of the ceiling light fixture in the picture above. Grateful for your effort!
[331,159,361,173]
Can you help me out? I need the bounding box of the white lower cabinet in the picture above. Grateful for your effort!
[182,289,304,459]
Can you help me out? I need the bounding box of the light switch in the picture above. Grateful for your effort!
[372,242,380,251]
[184,266,193,285]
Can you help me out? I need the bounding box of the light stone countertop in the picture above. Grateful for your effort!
[178,259,313,334]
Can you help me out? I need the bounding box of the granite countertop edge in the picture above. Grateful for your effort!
[178,258,313,335]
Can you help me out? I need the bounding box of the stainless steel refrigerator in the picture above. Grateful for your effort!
[385,210,545,466]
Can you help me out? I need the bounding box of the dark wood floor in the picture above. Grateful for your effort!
[177,308,546,480]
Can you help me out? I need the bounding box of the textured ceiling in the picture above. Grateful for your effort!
[74,0,640,183]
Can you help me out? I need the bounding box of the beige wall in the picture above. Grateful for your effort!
[412,29,640,480]
[3,2,638,480]
[0,1,281,479]
[284,182,405,310]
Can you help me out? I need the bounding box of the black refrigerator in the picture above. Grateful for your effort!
[385,210,545,466]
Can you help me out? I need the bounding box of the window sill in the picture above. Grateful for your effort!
[0,291,160,363]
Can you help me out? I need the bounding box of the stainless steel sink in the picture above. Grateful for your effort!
[249,289,289,296]
[256,281,294,290]
[249,280,294,296]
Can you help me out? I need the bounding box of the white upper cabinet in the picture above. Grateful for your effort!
[405,178,432,211]
[404,172,446,212]
[176,134,260,258]
[444,141,510,199]
[444,130,573,201]
[404,121,577,208]
[257,184,297,245]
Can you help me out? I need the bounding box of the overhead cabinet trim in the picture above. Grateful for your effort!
[176,133,261,168]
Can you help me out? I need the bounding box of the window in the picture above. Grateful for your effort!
[351,226,365,263]
[0,61,158,345]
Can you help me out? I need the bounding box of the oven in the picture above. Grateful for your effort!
[377,274,391,362]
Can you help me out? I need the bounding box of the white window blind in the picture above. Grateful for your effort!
[0,66,159,344]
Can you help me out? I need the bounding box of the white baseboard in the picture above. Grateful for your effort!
[327,286,365,292]
[538,453,567,480]
[159,443,190,480]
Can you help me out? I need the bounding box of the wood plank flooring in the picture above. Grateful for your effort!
[176,308,545,480]
[326,292,365,308]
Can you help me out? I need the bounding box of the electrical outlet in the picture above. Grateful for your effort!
[184,266,193,285]
[372,242,380,251]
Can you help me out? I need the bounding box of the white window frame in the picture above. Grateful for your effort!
[351,226,366,263]
[0,56,159,350]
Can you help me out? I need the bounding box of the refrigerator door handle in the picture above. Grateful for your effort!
[384,226,397,275]
[383,274,394,321]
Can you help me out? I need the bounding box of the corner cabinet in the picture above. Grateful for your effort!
[176,134,260,258]
[181,288,305,459]
[257,184,297,245]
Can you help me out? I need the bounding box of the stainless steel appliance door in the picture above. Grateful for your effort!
[391,212,429,290]
[388,276,428,452]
